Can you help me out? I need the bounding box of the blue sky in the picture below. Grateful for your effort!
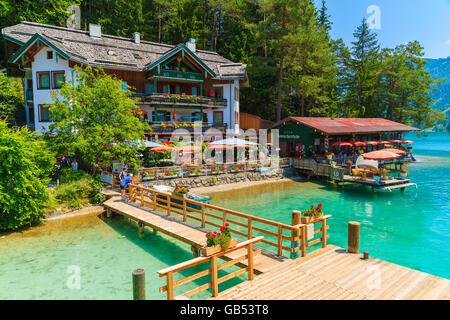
[313,0,450,59]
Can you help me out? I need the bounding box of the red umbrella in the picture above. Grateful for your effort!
[148,146,175,152]
[383,148,407,155]
[377,140,391,145]
[331,141,353,147]
[208,144,233,150]
[389,139,403,144]
[352,141,366,146]
[178,145,202,153]
[365,141,379,146]
[362,150,403,161]
[173,109,177,121]
[402,140,414,144]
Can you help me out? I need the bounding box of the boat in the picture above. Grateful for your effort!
[152,185,212,210]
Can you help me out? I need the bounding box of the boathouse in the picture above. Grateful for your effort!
[268,117,420,158]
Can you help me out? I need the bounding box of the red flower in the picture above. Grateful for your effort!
[220,226,225,232]
[318,203,322,208]
[218,233,221,236]
[225,223,229,227]
[311,210,315,214]
[212,235,216,238]
[311,205,314,208]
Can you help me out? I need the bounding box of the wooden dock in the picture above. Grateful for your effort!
[209,245,450,300]
[102,185,448,300]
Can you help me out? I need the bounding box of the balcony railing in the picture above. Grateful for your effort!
[131,93,227,107]
[150,121,227,133]
[151,69,203,81]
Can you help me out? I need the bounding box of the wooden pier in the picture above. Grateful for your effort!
[209,245,449,300]
[102,185,448,300]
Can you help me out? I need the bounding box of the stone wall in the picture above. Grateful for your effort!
[139,167,299,189]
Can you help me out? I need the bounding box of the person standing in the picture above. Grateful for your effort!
[72,159,78,171]
[119,165,129,201]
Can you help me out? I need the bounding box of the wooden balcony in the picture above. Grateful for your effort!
[131,93,227,108]
[150,121,228,134]
[150,69,203,82]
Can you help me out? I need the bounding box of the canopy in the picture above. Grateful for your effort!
[331,141,353,147]
[210,138,258,147]
[382,148,407,155]
[143,140,165,148]
[377,140,391,145]
[352,141,366,146]
[389,139,403,143]
[148,146,175,152]
[365,141,379,146]
[207,144,233,150]
[355,155,378,169]
[362,150,402,161]
[402,140,414,144]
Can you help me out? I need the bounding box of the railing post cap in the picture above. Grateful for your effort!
[348,221,360,226]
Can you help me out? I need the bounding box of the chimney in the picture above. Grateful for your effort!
[186,38,196,53]
[133,32,140,44]
[89,23,101,38]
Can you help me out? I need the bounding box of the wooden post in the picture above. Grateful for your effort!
[153,192,157,210]
[167,194,171,216]
[211,256,218,297]
[248,243,254,280]
[248,217,253,240]
[301,225,306,257]
[167,272,174,300]
[183,198,187,222]
[141,188,144,206]
[201,205,206,228]
[132,268,145,300]
[138,222,144,234]
[290,210,301,259]
[277,225,283,257]
[321,218,327,248]
[106,208,111,218]
[348,221,360,253]
[190,245,199,258]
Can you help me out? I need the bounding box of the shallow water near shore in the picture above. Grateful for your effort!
[0,214,244,299]
[211,132,450,279]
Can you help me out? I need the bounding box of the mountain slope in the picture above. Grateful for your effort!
[424,57,450,112]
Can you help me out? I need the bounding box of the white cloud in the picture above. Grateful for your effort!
[446,40,450,45]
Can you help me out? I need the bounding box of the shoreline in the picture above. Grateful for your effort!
[190,176,306,195]
[44,205,104,221]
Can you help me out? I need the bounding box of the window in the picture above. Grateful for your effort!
[152,111,171,122]
[145,83,154,94]
[37,72,50,89]
[39,105,52,122]
[214,87,223,99]
[213,111,223,124]
[234,87,239,101]
[52,71,65,89]
[191,87,198,96]
[47,51,53,60]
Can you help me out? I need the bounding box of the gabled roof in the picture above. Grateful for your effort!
[269,117,421,134]
[2,21,246,78]
[145,43,216,77]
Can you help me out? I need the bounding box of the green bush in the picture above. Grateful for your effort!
[52,172,106,209]
[0,120,54,230]
[59,167,91,184]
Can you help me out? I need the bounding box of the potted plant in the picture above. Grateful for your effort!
[172,185,189,198]
[211,167,224,175]
[231,166,242,173]
[201,223,237,256]
[189,168,201,176]
[251,164,259,171]
[400,169,409,178]
[301,204,323,224]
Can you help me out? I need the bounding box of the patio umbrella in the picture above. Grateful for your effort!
[178,145,202,153]
[331,141,353,147]
[362,150,403,161]
[377,140,391,145]
[148,146,175,152]
[401,140,414,144]
[382,148,407,155]
[210,138,258,146]
[389,139,403,144]
[142,140,165,148]
[208,144,233,150]
[352,141,366,147]
[365,141,379,146]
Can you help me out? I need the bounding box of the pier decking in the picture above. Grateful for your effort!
[209,245,450,300]
[102,185,448,300]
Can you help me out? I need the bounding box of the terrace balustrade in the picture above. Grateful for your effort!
[131,92,227,107]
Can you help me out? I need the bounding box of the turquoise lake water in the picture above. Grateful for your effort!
[0,132,448,299]
[212,132,450,279]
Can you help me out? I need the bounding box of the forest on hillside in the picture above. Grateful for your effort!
[425,57,450,131]
[0,0,447,129]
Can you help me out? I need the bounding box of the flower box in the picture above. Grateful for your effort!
[200,238,237,256]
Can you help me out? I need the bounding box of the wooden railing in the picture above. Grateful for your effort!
[157,236,263,300]
[128,184,330,258]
